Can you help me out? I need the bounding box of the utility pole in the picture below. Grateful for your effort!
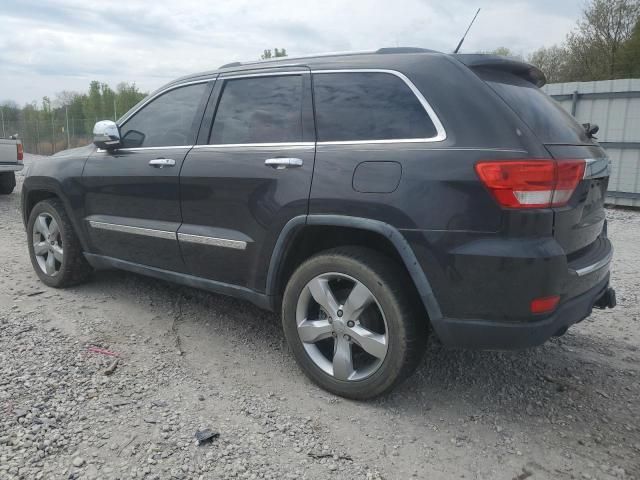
[65,107,70,149]
[113,98,117,121]
[51,110,55,154]
[1,107,5,138]
[35,117,40,155]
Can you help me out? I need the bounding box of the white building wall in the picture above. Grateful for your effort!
[543,79,640,208]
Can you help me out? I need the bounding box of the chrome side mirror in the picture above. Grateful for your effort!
[93,120,121,150]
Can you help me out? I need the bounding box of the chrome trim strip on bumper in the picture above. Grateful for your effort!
[0,164,23,172]
[571,248,613,277]
[177,233,247,250]
[583,157,611,179]
[88,221,176,240]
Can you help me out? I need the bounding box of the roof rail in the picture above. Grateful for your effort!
[218,47,437,69]
[375,47,438,54]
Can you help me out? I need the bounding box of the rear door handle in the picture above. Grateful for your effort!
[149,158,176,168]
[264,158,303,169]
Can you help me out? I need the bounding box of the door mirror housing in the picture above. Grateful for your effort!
[93,120,121,150]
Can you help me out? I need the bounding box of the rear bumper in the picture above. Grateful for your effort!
[431,275,613,350]
[0,164,22,172]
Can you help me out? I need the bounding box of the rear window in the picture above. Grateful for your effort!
[478,69,590,145]
[313,72,437,142]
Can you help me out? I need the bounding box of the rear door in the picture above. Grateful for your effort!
[479,69,610,254]
[82,81,211,271]
[178,68,315,290]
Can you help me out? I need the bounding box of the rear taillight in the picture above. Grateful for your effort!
[16,143,23,162]
[475,159,585,209]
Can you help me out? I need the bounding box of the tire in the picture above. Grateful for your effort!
[0,172,16,194]
[282,247,428,400]
[27,198,92,288]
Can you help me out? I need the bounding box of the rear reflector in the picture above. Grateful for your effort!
[16,143,23,162]
[475,159,585,209]
[530,295,560,314]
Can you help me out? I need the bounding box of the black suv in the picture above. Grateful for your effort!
[22,48,616,399]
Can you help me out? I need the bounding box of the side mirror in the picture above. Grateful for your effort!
[93,120,121,150]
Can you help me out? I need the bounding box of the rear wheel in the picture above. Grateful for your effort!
[0,172,16,194]
[282,247,427,399]
[27,199,92,288]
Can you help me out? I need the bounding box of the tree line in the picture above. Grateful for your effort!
[1,81,147,153]
[496,0,640,83]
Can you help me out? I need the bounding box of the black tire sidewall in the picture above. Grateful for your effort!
[27,200,72,288]
[0,172,16,194]
[282,249,418,399]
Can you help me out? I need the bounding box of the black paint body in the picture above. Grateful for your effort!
[22,50,614,349]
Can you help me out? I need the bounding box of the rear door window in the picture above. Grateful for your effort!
[312,72,437,142]
[478,69,590,145]
[210,75,303,144]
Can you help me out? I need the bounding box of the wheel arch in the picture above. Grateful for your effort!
[22,181,89,252]
[266,215,443,322]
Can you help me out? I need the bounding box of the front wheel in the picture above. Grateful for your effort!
[282,247,427,399]
[27,199,92,288]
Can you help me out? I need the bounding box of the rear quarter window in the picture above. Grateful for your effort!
[312,72,438,142]
[478,69,590,145]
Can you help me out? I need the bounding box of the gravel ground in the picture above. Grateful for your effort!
[0,155,638,480]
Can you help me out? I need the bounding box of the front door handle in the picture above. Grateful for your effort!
[149,158,176,168]
[264,158,303,169]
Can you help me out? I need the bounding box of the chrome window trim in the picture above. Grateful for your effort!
[221,71,307,80]
[117,78,214,127]
[311,69,447,145]
[192,142,315,150]
[88,221,176,241]
[96,145,194,153]
[177,233,247,250]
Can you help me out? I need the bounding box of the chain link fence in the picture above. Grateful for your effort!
[1,114,103,156]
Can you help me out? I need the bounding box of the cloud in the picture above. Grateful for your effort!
[0,0,582,105]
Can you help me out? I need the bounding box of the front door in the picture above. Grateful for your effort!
[82,81,212,272]
[179,69,315,290]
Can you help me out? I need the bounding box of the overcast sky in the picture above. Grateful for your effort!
[0,0,583,105]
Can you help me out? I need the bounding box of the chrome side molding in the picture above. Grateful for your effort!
[88,221,176,240]
[177,233,247,250]
[88,221,248,250]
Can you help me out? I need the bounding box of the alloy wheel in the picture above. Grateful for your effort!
[32,213,63,276]
[295,272,388,381]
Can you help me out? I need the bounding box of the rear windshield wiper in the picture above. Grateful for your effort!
[583,123,599,139]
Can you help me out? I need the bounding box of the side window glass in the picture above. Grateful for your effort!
[210,75,303,144]
[313,72,437,142]
[120,83,208,148]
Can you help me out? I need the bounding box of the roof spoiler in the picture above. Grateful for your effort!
[453,54,547,87]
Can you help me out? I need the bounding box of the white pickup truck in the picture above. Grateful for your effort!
[0,136,23,194]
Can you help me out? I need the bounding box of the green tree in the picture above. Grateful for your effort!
[617,20,640,76]
[115,82,146,120]
[527,45,570,83]
[261,48,288,60]
[527,0,639,83]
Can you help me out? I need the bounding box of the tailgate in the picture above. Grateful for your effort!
[475,67,609,256]
[546,145,609,254]
[0,139,20,167]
